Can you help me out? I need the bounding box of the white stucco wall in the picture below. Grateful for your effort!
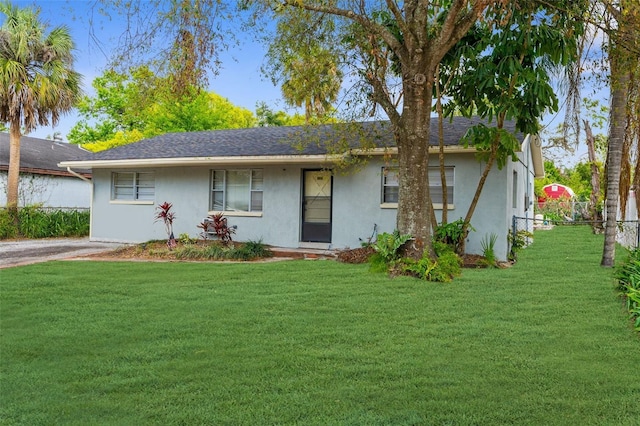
[89,152,536,260]
[0,171,90,208]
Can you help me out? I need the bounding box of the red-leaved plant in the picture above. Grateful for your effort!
[198,213,235,245]
[155,202,177,250]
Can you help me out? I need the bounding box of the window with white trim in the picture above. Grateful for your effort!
[211,169,263,212]
[111,172,155,201]
[382,168,399,203]
[382,167,454,206]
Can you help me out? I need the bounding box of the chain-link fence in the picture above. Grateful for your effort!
[535,200,592,221]
[510,215,640,258]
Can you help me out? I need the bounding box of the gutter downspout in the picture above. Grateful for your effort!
[66,166,94,240]
[66,166,91,183]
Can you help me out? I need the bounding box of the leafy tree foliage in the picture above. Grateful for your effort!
[263,8,342,123]
[255,102,306,127]
[0,2,81,210]
[68,67,255,151]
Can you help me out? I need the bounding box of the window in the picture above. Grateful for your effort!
[382,167,454,207]
[111,172,155,201]
[429,167,454,205]
[382,168,399,203]
[211,169,263,212]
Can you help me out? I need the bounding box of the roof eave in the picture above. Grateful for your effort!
[58,146,479,169]
[528,135,544,178]
[59,154,341,169]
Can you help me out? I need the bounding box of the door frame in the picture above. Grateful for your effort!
[300,169,333,243]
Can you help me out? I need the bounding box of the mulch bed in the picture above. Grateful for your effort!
[88,241,510,268]
[336,246,376,263]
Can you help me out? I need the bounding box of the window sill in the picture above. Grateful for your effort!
[208,210,263,217]
[380,203,455,210]
[110,200,154,205]
[380,203,398,209]
[433,203,455,210]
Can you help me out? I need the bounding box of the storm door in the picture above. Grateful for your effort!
[301,170,332,243]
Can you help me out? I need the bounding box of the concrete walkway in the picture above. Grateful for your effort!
[0,238,124,269]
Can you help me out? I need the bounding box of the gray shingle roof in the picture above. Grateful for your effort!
[85,117,520,161]
[0,133,91,176]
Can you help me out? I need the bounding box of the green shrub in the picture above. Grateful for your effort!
[368,230,412,274]
[368,252,391,273]
[399,249,462,283]
[508,229,533,261]
[434,219,474,253]
[615,249,640,332]
[370,235,462,282]
[373,230,412,263]
[174,246,205,260]
[178,233,197,245]
[0,209,18,239]
[228,240,272,260]
[8,207,90,239]
[434,250,463,281]
[174,241,272,261]
[203,244,225,259]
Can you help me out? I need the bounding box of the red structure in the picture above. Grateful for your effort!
[541,183,575,200]
[537,183,575,208]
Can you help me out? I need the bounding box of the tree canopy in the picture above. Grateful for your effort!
[263,8,343,124]
[68,67,255,151]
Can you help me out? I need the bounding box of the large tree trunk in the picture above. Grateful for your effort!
[6,119,22,216]
[394,67,437,260]
[601,61,629,267]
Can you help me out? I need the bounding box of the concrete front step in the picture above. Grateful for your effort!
[269,247,337,260]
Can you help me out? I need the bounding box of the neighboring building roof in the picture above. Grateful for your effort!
[59,117,541,176]
[0,133,91,177]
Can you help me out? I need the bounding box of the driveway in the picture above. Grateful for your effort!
[0,238,124,269]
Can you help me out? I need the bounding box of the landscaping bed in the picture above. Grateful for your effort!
[88,239,274,262]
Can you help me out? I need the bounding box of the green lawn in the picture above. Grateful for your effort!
[1,226,639,425]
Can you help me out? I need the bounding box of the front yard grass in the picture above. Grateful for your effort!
[1,226,639,425]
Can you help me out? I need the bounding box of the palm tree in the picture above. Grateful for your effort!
[0,2,81,215]
[600,0,639,267]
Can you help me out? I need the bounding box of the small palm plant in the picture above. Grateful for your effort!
[155,202,176,250]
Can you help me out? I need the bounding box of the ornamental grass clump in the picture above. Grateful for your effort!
[479,233,498,268]
[173,240,271,261]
